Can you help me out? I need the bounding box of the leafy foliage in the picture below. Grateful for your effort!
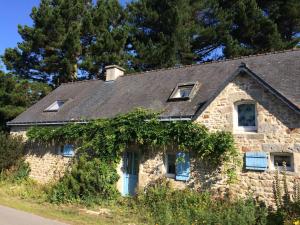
[0,71,51,131]
[2,0,299,82]
[2,0,128,85]
[271,163,300,224]
[49,156,119,204]
[27,109,238,203]
[0,132,25,171]
[136,179,268,225]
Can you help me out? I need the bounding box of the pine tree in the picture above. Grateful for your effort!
[2,0,92,85]
[195,0,288,58]
[257,0,300,44]
[127,0,196,71]
[81,0,129,79]
[3,0,129,84]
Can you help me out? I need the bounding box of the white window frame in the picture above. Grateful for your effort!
[44,100,65,112]
[234,101,257,132]
[270,153,294,172]
[165,153,176,178]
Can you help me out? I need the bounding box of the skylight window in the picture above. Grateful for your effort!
[44,100,65,112]
[169,82,199,101]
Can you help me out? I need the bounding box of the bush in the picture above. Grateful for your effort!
[137,179,268,225]
[0,132,25,171]
[49,155,120,204]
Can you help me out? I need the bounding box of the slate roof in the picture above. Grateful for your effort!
[8,49,300,125]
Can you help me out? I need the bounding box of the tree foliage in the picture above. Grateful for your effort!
[0,71,51,131]
[0,132,25,171]
[2,0,299,83]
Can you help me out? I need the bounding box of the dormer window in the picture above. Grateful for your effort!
[169,82,199,101]
[44,100,65,112]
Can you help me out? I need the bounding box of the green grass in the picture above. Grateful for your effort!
[0,180,146,225]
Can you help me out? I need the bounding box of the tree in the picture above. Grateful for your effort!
[127,0,196,71]
[257,0,300,43]
[3,0,92,85]
[2,0,129,84]
[0,71,51,131]
[81,0,129,79]
[194,0,289,59]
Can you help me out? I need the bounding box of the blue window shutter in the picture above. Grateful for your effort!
[245,152,268,171]
[63,144,74,157]
[176,152,190,181]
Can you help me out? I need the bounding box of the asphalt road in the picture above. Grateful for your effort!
[0,205,67,225]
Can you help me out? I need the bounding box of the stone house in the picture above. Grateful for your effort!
[8,50,300,205]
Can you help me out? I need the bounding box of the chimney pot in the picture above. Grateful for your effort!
[105,65,125,81]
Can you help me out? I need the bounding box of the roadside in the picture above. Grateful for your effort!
[0,205,66,225]
[0,181,145,225]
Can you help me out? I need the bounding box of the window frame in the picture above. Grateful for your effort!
[234,101,257,132]
[44,100,66,112]
[165,153,176,178]
[168,82,199,101]
[270,153,294,172]
[58,144,75,157]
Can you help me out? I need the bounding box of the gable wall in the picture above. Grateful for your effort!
[195,73,300,205]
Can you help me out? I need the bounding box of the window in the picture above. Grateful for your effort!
[165,152,190,181]
[270,153,293,171]
[166,154,176,178]
[44,100,65,112]
[173,85,193,98]
[59,144,75,157]
[169,82,199,101]
[234,102,257,132]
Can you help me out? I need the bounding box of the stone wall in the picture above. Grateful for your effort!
[134,73,300,206]
[10,126,72,183]
[196,73,300,205]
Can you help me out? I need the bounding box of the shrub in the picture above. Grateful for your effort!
[0,132,25,171]
[137,179,268,225]
[49,155,119,204]
[271,163,300,224]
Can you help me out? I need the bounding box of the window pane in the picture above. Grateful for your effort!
[274,155,291,167]
[173,85,193,98]
[167,154,176,174]
[238,104,256,127]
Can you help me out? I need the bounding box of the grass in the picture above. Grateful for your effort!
[0,180,146,225]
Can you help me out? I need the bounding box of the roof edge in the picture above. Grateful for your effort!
[192,64,300,120]
[7,115,194,126]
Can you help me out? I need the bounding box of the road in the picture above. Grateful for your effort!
[0,205,67,225]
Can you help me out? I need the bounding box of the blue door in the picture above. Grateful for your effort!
[122,152,139,196]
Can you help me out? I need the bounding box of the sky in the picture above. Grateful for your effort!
[0,0,129,59]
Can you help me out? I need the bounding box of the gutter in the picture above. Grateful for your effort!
[7,115,194,126]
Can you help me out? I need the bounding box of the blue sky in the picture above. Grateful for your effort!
[0,0,129,58]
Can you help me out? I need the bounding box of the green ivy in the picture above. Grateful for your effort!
[27,109,239,203]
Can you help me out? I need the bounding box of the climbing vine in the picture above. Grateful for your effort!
[27,109,239,203]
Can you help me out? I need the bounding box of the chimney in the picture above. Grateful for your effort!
[105,65,125,81]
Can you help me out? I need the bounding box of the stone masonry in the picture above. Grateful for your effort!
[10,72,300,206]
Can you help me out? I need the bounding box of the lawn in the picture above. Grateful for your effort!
[0,180,146,225]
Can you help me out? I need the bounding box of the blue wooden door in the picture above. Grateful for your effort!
[123,152,139,196]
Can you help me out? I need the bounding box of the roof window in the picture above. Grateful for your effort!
[44,100,65,112]
[169,82,199,101]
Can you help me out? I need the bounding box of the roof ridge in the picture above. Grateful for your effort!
[124,48,300,77]
[58,48,300,83]
[60,78,101,86]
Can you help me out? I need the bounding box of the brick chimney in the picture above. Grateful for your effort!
[105,65,125,81]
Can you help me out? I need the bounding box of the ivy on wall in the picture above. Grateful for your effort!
[27,109,239,203]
